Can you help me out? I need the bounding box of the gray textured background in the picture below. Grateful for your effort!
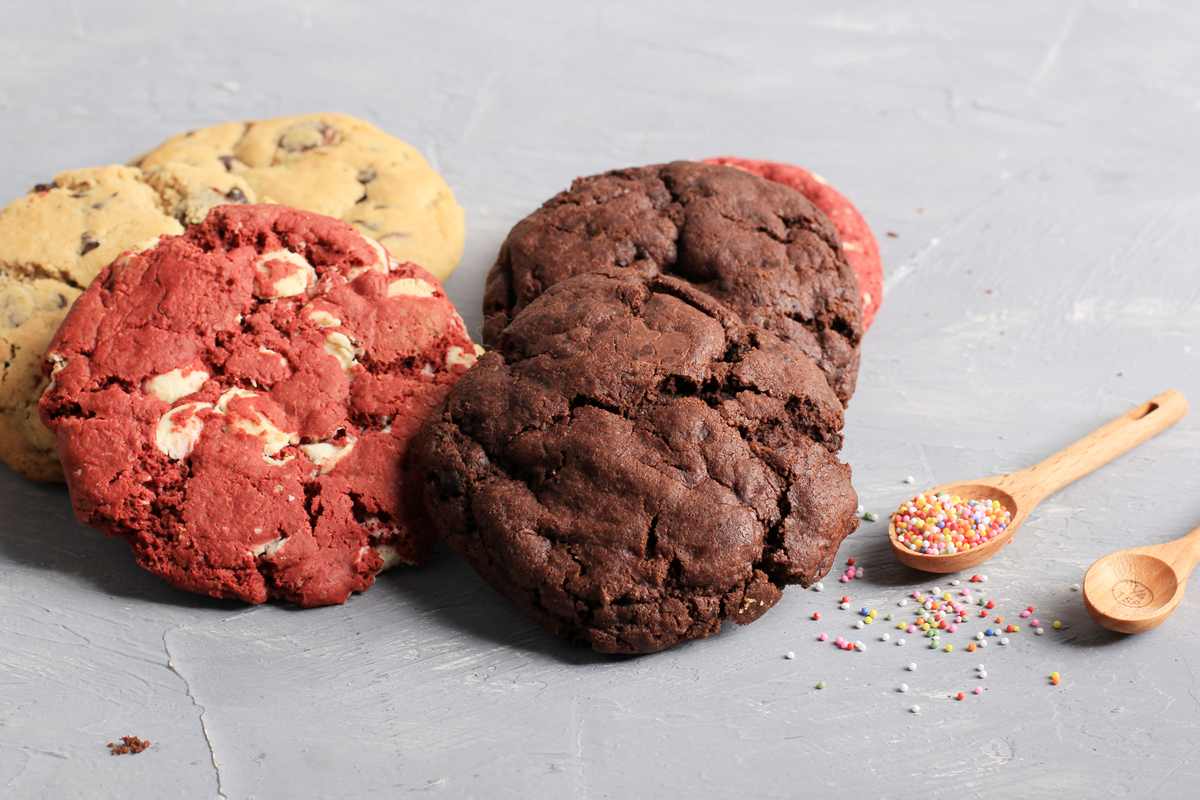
[3,1,1200,797]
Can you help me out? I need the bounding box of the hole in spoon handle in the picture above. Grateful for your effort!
[1017,390,1188,503]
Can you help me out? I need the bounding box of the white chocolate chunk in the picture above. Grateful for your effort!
[225,413,293,456]
[214,388,296,456]
[386,278,437,298]
[300,439,356,475]
[252,537,288,557]
[145,368,210,404]
[843,242,863,253]
[444,345,479,372]
[44,354,68,393]
[324,332,357,375]
[373,544,409,570]
[304,306,341,328]
[155,402,213,459]
[113,235,164,267]
[345,235,392,280]
[253,249,315,298]
[812,172,828,185]
[257,346,288,368]
[215,388,259,414]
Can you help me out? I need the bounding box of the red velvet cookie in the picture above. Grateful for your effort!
[702,157,883,329]
[39,205,480,607]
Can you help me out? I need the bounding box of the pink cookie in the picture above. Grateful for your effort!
[703,157,883,329]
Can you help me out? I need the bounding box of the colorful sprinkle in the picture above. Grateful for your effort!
[890,492,1012,555]
[817,681,826,689]
[813,612,822,620]
[1053,621,1062,629]
[908,662,917,671]
[899,683,909,692]
[956,692,965,700]
[785,651,795,659]
[974,686,983,695]
[819,633,829,641]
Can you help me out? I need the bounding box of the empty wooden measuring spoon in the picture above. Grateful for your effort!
[888,390,1188,573]
[1083,524,1200,633]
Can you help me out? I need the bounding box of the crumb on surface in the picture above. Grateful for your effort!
[108,735,150,755]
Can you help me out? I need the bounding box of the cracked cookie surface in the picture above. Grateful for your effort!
[424,268,858,654]
[133,112,465,283]
[482,160,863,404]
[40,205,480,607]
[703,156,883,329]
[0,163,254,481]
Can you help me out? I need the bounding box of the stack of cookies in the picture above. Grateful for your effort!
[6,114,475,607]
[2,113,882,655]
[423,160,881,653]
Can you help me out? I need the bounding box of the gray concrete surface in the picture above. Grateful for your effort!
[3,1,1200,797]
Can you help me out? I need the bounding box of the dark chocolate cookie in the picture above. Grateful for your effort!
[482,161,863,404]
[425,269,859,654]
[40,205,481,607]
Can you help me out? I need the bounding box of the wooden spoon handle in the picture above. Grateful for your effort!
[1008,390,1188,505]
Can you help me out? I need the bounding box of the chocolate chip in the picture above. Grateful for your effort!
[218,155,236,171]
[357,169,377,185]
[56,294,68,308]
[32,182,56,194]
[225,187,248,204]
[351,219,380,232]
[80,233,100,256]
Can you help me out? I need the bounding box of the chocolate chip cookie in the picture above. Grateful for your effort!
[132,112,465,282]
[40,205,480,607]
[482,161,863,404]
[0,163,254,482]
[424,268,859,654]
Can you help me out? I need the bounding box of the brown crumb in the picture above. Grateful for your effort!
[985,289,993,294]
[887,231,899,238]
[107,735,150,755]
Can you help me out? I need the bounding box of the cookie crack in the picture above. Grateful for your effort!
[2,261,84,290]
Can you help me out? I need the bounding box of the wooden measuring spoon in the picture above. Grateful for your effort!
[888,390,1188,574]
[1082,524,1200,633]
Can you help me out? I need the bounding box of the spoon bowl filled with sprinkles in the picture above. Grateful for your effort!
[886,391,1188,574]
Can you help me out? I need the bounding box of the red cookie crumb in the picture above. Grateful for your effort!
[702,157,883,329]
[108,736,151,755]
[41,205,481,607]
